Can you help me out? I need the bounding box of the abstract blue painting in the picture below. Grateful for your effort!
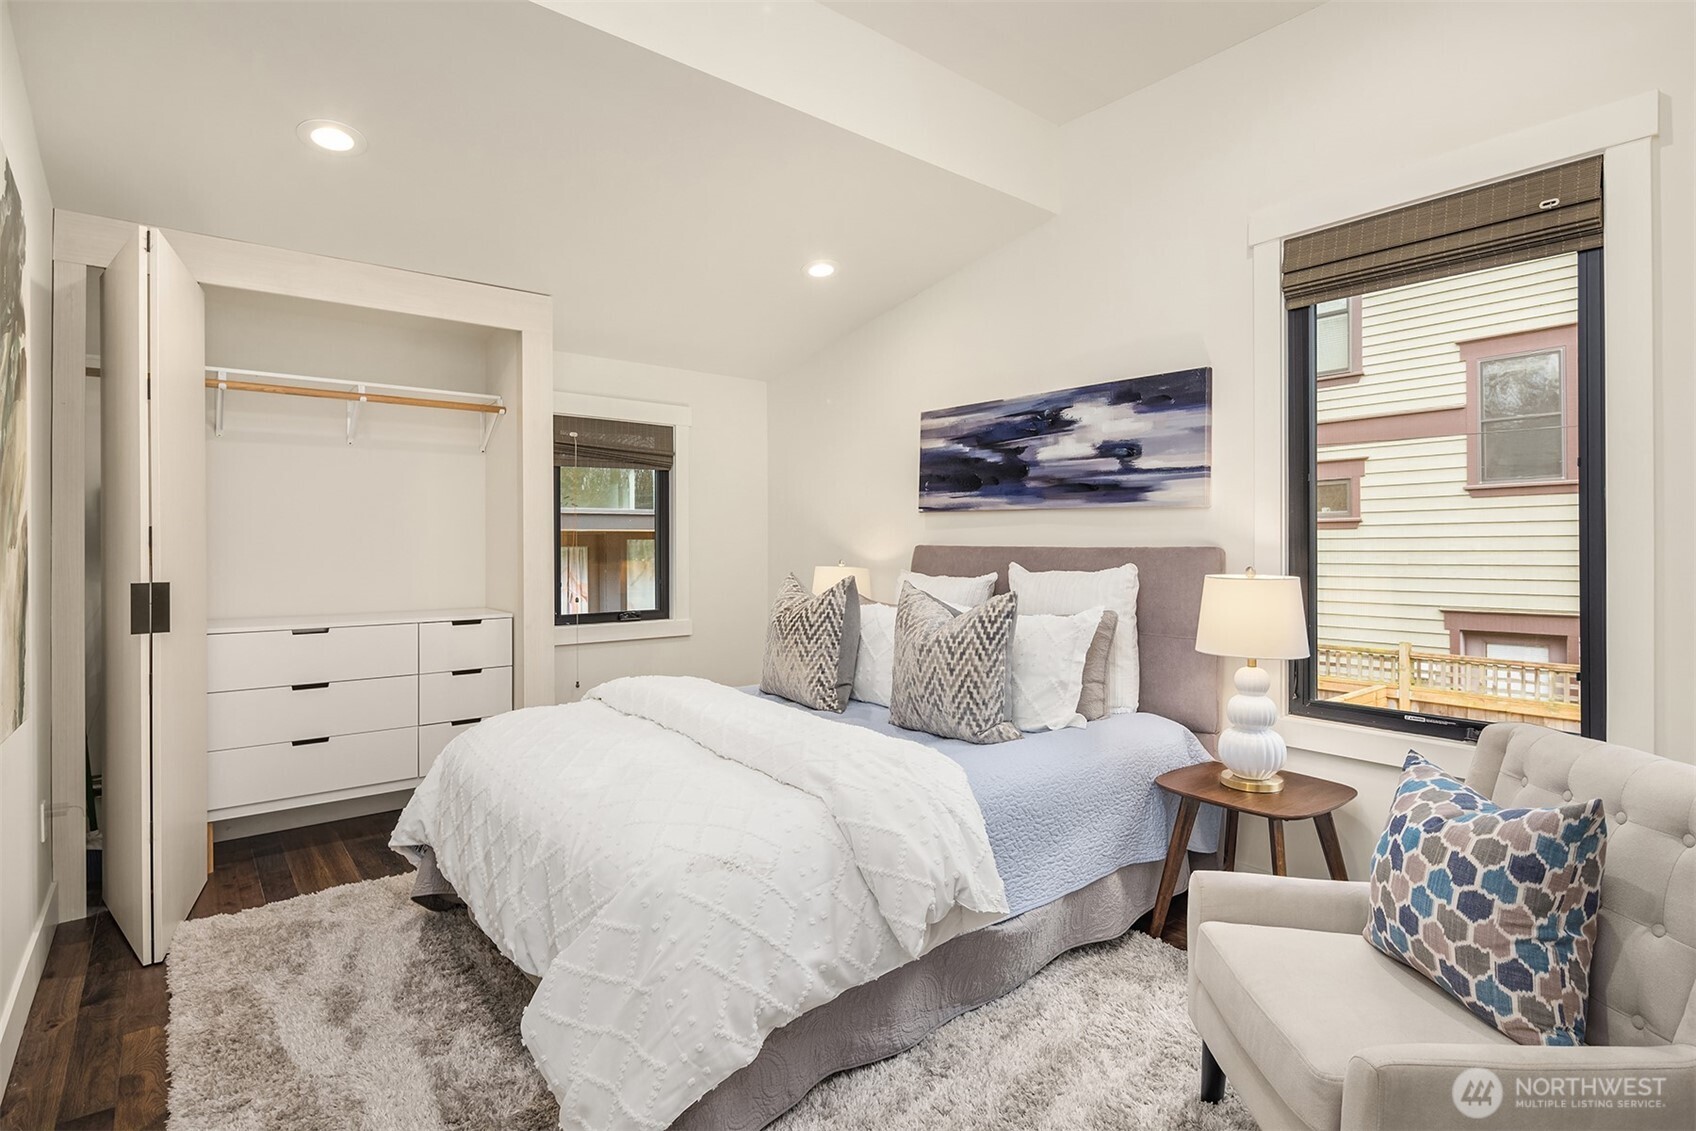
[918,368,1211,511]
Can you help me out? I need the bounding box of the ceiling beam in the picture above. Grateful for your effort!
[532,0,1062,214]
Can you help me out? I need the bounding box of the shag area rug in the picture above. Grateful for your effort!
[168,875,1257,1130]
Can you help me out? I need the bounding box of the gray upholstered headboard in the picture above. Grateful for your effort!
[909,545,1224,749]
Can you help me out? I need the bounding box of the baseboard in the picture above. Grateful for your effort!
[212,789,414,842]
[0,880,58,1091]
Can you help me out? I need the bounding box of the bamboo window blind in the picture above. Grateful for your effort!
[1282,157,1603,307]
[553,415,675,471]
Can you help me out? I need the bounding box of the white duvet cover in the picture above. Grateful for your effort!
[390,675,1008,1130]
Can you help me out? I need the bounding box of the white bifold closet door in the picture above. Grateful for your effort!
[101,227,208,965]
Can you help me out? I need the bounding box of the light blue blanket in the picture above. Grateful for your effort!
[749,692,1223,917]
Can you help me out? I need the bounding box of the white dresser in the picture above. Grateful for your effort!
[206,609,513,820]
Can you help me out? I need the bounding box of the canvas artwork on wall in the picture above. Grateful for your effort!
[1,156,27,741]
[918,367,1211,511]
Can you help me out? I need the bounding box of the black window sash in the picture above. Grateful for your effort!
[1575,248,1606,739]
[1286,249,1605,741]
[554,466,673,626]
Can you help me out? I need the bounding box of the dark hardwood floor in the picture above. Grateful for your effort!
[0,812,1188,1131]
[0,811,413,1131]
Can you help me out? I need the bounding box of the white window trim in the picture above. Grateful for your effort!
[552,391,693,646]
[1248,90,1664,765]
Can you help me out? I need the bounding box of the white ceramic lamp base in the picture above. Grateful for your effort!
[1217,662,1286,793]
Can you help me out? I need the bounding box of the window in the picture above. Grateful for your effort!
[1316,480,1351,515]
[1315,458,1364,527]
[1441,610,1578,665]
[1314,297,1362,381]
[1460,325,1579,493]
[555,415,672,625]
[1480,351,1563,480]
[1283,157,1605,741]
[1484,639,1552,663]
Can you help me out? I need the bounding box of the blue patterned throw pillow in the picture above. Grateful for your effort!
[1364,753,1606,1046]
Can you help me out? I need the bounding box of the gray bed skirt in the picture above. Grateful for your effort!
[410,847,1202,1129]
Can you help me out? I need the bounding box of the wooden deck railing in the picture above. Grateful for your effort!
[1316,642,1582,732]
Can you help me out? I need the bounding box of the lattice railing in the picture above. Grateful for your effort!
[1317,643,1581,706]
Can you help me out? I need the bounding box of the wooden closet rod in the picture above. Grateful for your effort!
[203,376,505,415]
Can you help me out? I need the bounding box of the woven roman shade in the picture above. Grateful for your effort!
[553,415,674,470]
[1283,157,1602,308]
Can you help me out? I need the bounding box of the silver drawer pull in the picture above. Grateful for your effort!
[291,627,330,636]
[290,682,329,691]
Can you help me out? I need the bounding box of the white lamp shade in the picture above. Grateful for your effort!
[1194,573,1310,660]
[812,564,871,599]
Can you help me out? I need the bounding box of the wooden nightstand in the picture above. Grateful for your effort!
[1147,760,1358,938]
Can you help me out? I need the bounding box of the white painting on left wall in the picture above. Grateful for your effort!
[0,152,28,741]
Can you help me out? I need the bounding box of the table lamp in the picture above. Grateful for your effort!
[1194,568,1311,793]
[812,562,871,599]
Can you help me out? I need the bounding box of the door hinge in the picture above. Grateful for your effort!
[129,581,172,635]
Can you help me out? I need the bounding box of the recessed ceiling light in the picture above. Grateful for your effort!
[805,260,837,279]
[297,118,367,155]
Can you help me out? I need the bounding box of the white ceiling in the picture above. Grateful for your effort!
[10,1,1322,378]
[822,1,1323,123]
[9,0,1048,378]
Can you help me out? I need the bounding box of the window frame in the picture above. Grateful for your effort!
[1458,325,1580,494]
[1315,458,1365,528]
[554,462,673,627]
[1286,249,1607,742]
[550,393,693,646]
[1441,609,1580,664]
[1314,296,1364,384]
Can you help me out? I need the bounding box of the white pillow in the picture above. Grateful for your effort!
[895,570,996,607]
[852,600,897,707]
[1010,608,1104,732]
[1009,562,1140,713]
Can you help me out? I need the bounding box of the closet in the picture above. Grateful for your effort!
[51,214,553,963]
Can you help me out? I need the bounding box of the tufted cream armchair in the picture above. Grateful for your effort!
[1188,722,1696,1130]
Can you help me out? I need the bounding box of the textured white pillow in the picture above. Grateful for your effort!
[895,570,997,607]
[1009,562,1141,713]
[852,600,897,707]
[1010,608,1104,732]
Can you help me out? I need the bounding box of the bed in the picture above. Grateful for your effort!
[391,544,1226,1130]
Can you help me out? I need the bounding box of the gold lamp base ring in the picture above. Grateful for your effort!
[1220,768,1285,794]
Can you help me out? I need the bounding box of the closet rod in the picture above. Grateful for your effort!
[206,366,506,450]
[201,376,505,415]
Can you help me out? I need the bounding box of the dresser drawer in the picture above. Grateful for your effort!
[418,617,512,674]
[208,623,417,692]
[207,675,419,751]
[418,667,511,726]
[418,720,479,776]
[208,727,418,812]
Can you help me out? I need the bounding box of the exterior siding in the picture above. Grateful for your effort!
[1315,255,1579,654]
[1319,254,1579,422]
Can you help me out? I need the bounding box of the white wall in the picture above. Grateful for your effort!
[768,2,1696,879]
[554,352,768,700]
[202,289,501,620]
[0,0,55,1084]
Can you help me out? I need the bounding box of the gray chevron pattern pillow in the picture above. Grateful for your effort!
[760,574,860,712]
[890,583,1022,745]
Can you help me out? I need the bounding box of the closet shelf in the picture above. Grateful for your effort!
[205,367,506,450]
